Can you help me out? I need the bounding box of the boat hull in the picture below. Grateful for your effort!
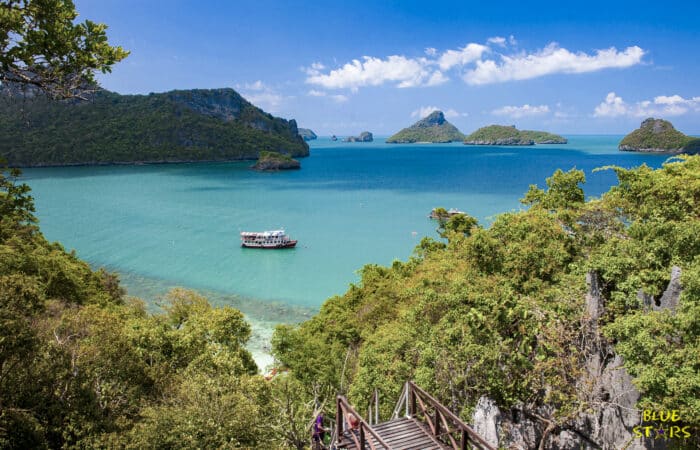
[241,240,297,249]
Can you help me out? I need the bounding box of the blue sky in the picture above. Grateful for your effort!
[76,0,700,135]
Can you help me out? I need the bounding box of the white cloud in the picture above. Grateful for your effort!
[492,104,550,118]
[240,80,265,91]
[305,55,440,90]
[411,106,463,119]
[594,92,700,118]
[307,89,349,103]
[305,39,645,93]
[487,36,507,47]
[329,94,349,103]
[310,62,325,71]
[238,81,287,113]
[464,44,645,85]
[438,43,489,70]
[426,70,449,86]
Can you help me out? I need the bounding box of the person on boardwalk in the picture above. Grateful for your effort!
[312,413,327,450]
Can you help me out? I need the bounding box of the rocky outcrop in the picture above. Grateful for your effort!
[251,151,300,171]
[298,128,317,141]
[619,118,700,153]
[344,131,373,142]
[470,267,684,449]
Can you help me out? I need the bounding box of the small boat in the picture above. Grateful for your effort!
[428,207,465,219]
[240,229,297,249]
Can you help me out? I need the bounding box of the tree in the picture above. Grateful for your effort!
[0,0,128,99]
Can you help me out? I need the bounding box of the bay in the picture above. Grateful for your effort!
[21,136,668,367]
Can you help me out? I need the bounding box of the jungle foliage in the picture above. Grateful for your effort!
[1,157,699,448]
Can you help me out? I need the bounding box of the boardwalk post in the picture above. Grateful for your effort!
[434,408,440,437]
[336,396,343,442]
[461,429,468,450]
[409,383,416,417]
[360,425,366,450]
[375,389,379,424]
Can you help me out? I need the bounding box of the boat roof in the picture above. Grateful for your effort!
[240,230,286,237]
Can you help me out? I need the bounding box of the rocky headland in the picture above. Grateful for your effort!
[619,118,700,153]
[0,87,309,167]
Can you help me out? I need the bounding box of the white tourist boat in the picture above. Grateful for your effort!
[240,230,297,249]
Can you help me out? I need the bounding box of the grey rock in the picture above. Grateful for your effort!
[586,270,603,322]
[344,131,373,142]
[298,128,317,141]
[658,266,682,311]
[471,396,501,447]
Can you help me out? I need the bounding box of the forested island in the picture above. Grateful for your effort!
[387,111,465,143]
[251,151,301,171]
[0,87,309,167]
[3,157,699,448]
[464,125,567,145]
[619,118,700,153]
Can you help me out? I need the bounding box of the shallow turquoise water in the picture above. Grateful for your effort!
[23,136,668,310]
[21,136,668,365]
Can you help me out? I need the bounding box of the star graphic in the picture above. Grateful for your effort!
[655,427,666,439]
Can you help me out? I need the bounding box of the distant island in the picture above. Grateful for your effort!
[0,87,309,167]
[387,111,465,143]
[251,151,300,171]
[464,125,567,145]
[619,118,700,153]
[298,128,317,141]
[344,131,373,142]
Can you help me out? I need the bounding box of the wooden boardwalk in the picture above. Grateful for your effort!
[337,417,447,449]
[332,382,496,450]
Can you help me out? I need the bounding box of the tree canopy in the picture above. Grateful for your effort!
[0,0,128,98]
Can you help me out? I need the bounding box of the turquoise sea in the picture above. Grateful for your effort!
[22,136,669,367]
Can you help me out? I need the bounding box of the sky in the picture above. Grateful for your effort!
[75,0,700,135]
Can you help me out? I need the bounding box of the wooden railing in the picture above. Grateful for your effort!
[336,395,392,450]
[400,381,496,450]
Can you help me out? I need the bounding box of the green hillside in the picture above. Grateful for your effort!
[0,88,309,166]
[619,118,700,153]
[386,111,465,143]
[464,125,567,145]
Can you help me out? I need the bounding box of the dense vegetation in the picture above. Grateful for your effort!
[273,157,700,447]
[0,88,309,166]
[464,125,567,145]
[252,151,301,171]
[0,164,309,448]
[0,0,128,99]
[2,156,699,448]
[619,118,700,153]
[386,111,465,143]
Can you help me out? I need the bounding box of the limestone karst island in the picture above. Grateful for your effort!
[387,110,465,143]
[619,118,700,153]
[2,1,700,449]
